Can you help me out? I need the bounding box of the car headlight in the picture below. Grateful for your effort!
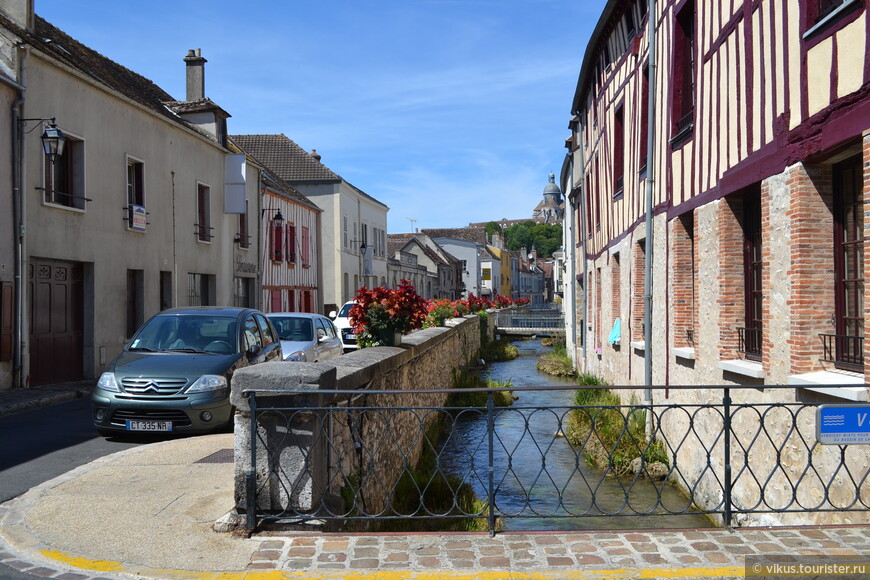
[285,351,306,362]
[186,374,228,393]
[97,372,119,392]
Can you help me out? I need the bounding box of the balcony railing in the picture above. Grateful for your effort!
[820,333,864,372]
[737,326,762,361]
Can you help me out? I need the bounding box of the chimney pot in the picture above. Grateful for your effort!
[311,149,321,161]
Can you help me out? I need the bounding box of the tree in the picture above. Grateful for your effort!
[503,222,562,258]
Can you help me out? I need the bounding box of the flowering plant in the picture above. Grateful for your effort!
[349,280,428,347]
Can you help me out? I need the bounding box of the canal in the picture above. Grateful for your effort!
[440,338,713,531]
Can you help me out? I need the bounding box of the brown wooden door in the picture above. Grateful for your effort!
[28,259,84,386]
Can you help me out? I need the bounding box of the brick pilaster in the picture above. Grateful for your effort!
[718,197,744,359]
[786,163,834,376]
[670,213,695,349]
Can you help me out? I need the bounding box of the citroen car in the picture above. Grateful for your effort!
[92,306,282,436]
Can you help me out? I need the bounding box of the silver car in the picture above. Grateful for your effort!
[266,312,344,362]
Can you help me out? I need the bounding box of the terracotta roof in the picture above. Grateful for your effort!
[421,227,488,245]
[229,134,341,183]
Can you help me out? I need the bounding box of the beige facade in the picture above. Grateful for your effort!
[564,0,870,524]
[0,6,258,389]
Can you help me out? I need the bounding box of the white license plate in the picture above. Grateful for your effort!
[344,332,356,340]
[126,420,173,432]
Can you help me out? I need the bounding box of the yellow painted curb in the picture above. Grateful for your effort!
[39,549,745,580]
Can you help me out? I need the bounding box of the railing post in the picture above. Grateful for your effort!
[722,387,732,528]
[246,392,258,532]
[487,390,495,537]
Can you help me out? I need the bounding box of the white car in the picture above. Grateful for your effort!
[329,301,359,351]
[265,312,344,362]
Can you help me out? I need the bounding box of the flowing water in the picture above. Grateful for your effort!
[440,338,713,531]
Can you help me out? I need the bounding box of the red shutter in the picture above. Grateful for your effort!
[287,224,296,263]
[287,290,295,313]
[270,289,282,313]
[302,227,310,266]
[272,222,283,261]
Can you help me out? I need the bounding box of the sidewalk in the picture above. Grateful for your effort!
[1,385,870,579]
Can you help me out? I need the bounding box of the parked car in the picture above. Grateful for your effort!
[329,300,359,351]
[92,306,282,436]
[265,312,344,362]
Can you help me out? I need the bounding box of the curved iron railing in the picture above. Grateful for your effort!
[242,385,870,534]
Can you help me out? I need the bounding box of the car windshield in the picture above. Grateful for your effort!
[338,303,354,317]
[270,317,314,342]
[129,315,238,354]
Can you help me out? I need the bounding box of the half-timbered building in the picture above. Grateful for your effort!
[564,0,870,401]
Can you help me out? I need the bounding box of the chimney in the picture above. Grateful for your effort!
[183,48,207,101]
[311,149,321,161]
[0,0,34,31]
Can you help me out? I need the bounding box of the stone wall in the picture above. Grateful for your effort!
[228,313,494,527]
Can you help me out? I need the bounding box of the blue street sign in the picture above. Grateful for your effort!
[817,405,870,445]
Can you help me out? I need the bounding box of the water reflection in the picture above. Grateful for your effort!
[439,338,713,531]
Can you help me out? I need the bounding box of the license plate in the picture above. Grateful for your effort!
[126,420,173,432]
[344,332,356,340]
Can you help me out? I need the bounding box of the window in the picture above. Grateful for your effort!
[639,67,650,174]
[237,200,250,249]
[255,314,276,346]
[302,226,310,267]
[613,105,625,199]
[804,0,860,33]
[831,156,864,370]
[286,223,297,263]
[188,273,214,306]
[742,189,763,361]
[196,183,212,242]
[126,157,144,228]
[233,277,253,307]
[243,315,262,352]
[160,271,172,311]
[270,218,283,261]
[343,216,349,249]
[126,269,144,338]
[287,289,295,312]
[1,282,12,362]
[672,213,696,348]
[671,0,695,144]
[44,134,85,209]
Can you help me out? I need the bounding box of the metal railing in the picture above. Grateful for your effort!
[738,326,762,361]
[242,385,870,534]
[820,333,864,372]
[492,310,565,335]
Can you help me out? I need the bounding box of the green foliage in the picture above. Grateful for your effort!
[480,338,519,362]
[448,371,515,408]
[484,221,502,237]
[536,339,576,377]
[566,384,669,477]
[503,221,563,258]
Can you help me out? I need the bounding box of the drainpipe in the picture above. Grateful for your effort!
[643,0,658,397]
[10,44,28,389]
[576,124,589,368]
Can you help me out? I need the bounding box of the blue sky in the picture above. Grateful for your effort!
[36,0,604,233]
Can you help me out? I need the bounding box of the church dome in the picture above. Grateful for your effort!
[543,173,562,197]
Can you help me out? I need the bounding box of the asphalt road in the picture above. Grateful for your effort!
[0,397,155,579]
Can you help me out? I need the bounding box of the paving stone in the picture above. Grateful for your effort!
[632,542,659,553]
[281,560,314,570]
[546,556,575,567]
[704,551,732,564]
[568,542,599,553]
[576,554,606,565]
[252,549,283,561]
[384,552,408,563]
[479,546,505,556]
[479,556,511,567]
[354,537,380,546]
[54,574,90,580]
[247,562,278,570]
[625,533,651,542]
[350,558,380,568]
[415,557,441,567]
[754,542,786,553]
[450,559,476,568]
[316,552,347,563]
[286,547,316,558]
[259,540,286,550]
[22,568,58,578]
[690,541,720,551]
[642,553,668,565]
[512,549,536,560]
[352,547,379,558]
[445,540,472,549]
[447,549,474,560]
[534,536,564,545]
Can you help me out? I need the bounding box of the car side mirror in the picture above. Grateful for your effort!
[328,311,337,319]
